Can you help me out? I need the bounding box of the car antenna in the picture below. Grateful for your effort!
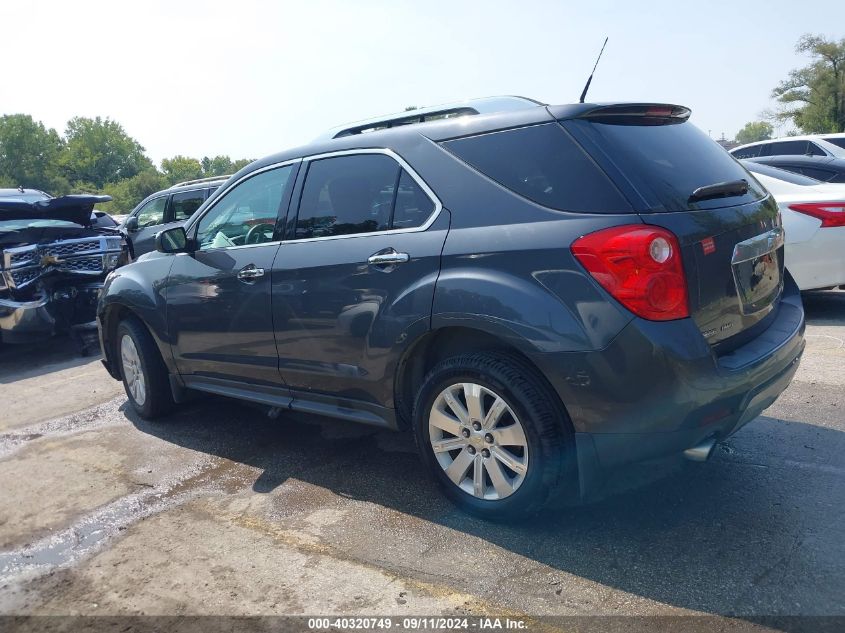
[579,37,608,104]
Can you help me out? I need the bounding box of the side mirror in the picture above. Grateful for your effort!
[124,216,139,232]
[155,226,189,254]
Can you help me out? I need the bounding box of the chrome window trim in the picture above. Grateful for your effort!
[188,149,441,252]
[282,148,442,244]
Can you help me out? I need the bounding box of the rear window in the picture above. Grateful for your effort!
[441,123,632,213]
[741,161,821,185]
[564,119,767,212]
[794,166,837,182]
[823,137,845,150]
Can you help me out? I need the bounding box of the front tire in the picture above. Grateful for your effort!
[412,352,575,519]
[116,317,174,420]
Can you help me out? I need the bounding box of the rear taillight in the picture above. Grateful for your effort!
[788,202,845,228]
[572,224,689,321]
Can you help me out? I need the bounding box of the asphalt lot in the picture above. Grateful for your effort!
[0,291,843,626]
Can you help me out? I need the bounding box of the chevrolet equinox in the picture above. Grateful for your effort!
[97,97,805,518]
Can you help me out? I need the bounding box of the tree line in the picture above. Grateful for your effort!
[736,34,845,144]
[0,114,253,213]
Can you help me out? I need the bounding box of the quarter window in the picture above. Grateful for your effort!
[195,165,294,250]
[295,154,434,238]
[443,123,631,213]
[171,190,206,221]
[135,196,167,227]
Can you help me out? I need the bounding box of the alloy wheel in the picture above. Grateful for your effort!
[428,382,529,500]
[120,334,147,406]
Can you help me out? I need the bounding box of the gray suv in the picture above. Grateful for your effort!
[98,97,805,518]
[122,176,229,256]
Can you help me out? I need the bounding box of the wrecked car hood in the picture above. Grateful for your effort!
[0,194,113,227]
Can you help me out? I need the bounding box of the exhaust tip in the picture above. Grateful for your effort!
[683,437,717,462]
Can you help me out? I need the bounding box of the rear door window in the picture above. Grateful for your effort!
[564,119,766,212]
[294,154,436,238]
[766,140,809,156]
[806,142,826,156]
[732,145,762,159]
[442,123,631,213]
[170,189,206,221]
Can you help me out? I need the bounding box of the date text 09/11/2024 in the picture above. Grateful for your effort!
[307,617,529,630]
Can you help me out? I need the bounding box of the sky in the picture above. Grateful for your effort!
[2,0,844,165]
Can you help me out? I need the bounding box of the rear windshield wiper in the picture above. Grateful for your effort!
[689,179,748,203]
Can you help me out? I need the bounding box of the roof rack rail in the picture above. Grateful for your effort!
[168,175,232,189]
[316,96,544,141]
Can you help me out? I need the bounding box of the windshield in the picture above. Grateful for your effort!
[0,219,82,232]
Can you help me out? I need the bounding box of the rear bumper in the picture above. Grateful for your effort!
[531,275,805,498]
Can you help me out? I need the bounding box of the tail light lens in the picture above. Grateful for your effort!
[788,202,845,228]
[572,224,689,321]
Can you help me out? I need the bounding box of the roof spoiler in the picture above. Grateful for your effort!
[576,104,691,125]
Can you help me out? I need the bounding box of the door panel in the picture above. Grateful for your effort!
[273,211,449,407]
[165,161,299,386]
[167,245,283,385]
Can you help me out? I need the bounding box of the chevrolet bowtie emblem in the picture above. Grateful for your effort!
[40,255,64,266]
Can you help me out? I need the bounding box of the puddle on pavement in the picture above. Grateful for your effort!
[0,399,126,459]
[0,457,253,583]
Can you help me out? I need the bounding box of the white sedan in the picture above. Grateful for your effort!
[743,161,845,291]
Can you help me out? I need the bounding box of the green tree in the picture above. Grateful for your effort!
[772,34,845,133]
[61,116,152,188]
[201,155,233,176]
[160,155,203,185]
[101,169,169,213]
[230,158,253,172]
[0,114,69,193]
[735,121,774,145]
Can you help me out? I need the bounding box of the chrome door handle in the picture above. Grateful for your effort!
[237,264,265,281]
[368,250,410,266]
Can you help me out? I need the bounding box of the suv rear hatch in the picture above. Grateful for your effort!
[558,104,784,351]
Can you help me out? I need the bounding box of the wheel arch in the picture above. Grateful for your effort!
[394,325,575,438]
[100,299,174,380]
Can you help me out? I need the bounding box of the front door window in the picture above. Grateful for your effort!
[195,166,294,250]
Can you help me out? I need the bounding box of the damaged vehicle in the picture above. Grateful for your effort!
[0,189,130,347]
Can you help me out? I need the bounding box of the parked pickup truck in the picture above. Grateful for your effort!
[0,189,130,347]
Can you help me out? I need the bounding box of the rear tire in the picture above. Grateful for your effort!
[116,317,174,420]
[412,352,575,519]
